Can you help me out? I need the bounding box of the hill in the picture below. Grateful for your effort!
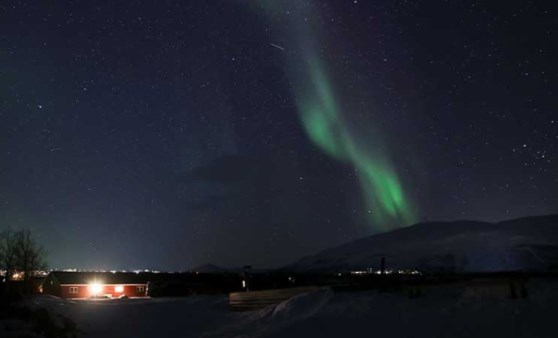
[287,214,558,273]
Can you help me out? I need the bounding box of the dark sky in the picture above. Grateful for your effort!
[1,0,557,270]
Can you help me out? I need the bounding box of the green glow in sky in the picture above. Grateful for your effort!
[255,0,416,229]
[297,55,415,229]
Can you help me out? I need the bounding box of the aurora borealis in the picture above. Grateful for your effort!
[1,0,557,270]
[300,62,415,226]
[260,0,416,228]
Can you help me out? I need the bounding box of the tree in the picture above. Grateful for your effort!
[0,229,19,283]
[15,229,46,283]
[0,229,46,283]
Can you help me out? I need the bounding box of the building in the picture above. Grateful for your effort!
[41,271,149,299]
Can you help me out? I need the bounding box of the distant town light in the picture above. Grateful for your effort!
[349,268,421,276]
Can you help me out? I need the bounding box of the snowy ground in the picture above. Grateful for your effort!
[3,278,558,337]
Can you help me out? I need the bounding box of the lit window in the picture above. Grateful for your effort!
[69,286,78,294]
[115,285,124,293]
[136,286,145,293]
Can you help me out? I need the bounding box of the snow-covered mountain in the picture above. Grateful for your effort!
[287,214,558,273]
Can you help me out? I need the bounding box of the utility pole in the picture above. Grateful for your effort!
[242,265,252,292]
[380,257,386,275]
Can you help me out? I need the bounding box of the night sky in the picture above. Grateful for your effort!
[1,0,557,270]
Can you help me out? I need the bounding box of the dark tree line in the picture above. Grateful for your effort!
[0,229,46,283]
[0,231,72,336]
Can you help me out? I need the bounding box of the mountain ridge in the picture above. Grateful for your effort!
[285,214,558,273]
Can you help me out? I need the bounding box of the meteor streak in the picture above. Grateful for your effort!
[270,43,285,51]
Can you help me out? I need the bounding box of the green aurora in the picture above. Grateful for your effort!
[298,54,415,229]
[255,0,416,230]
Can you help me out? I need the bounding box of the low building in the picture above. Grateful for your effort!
[41,271,149,299]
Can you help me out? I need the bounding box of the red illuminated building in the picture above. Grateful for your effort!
[41,271,149,299]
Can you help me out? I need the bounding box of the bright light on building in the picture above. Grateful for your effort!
[89,282,103,295]
[115,285,124,293]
